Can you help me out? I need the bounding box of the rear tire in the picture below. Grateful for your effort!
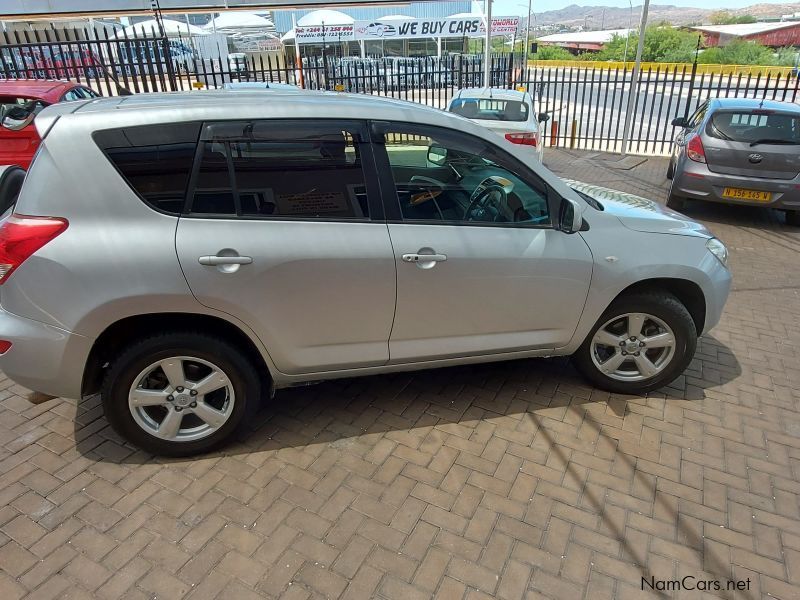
[101,332,261,456]
[666,194,685,211]
[786,210,800,227]
[572,292,697,395]
[666,159,675,180]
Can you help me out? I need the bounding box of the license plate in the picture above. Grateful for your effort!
[722,187,772,202]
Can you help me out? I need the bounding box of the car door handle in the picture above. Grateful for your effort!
[402,253,447,263]
[198,255,253,266]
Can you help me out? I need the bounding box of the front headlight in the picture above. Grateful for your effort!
[706,238,728,268]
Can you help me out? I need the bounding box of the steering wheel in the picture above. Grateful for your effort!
[464,182,508,222]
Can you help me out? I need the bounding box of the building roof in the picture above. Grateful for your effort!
[690,21,800,36]
[538,29,632,45]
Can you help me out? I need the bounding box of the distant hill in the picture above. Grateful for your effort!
[531,3,800,29]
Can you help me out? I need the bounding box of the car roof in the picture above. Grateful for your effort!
[709,97,800,113]
[222,82,304,91]
[0,79,79,102]
[37,90,498,142]
[453,88,528,102]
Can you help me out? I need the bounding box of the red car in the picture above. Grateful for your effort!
[0,80,100,169]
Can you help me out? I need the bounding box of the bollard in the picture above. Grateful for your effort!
[570,120,578,149]
[550,120,559,147]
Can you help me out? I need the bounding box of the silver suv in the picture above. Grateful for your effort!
[0,91,731,455]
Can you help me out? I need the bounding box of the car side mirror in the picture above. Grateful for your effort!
[1,107,35,131]
[427,144,448,166]
[537,112,550,123]
[671,116,688,128]
[560,197,583,234]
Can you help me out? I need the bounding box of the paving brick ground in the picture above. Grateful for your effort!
[2,148,800,599]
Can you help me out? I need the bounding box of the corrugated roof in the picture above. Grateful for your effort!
[690,21,800,36]
[538,29,632,45]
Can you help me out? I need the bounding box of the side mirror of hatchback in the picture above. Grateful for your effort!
[671,116,688,128]
[427,144,448,166]
[560,197,583,234]
[537,112,550,123]
[1,106,35,131]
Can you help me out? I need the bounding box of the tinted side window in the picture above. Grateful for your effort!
[191,121,369,219]
[687,102,708,129]
[94,122,201,214]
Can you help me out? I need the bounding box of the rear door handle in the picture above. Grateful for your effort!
[402,253,447,263]
[198,255,253,266]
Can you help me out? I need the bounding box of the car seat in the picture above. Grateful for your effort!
[0,165,25,215]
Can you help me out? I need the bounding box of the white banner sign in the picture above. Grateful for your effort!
[294,16,519,44]
[294,24,355,43]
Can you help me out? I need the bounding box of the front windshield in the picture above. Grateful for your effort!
[450,98,529,122]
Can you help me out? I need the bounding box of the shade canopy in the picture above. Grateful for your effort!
[297,10,354,26]
[203,12,275,31]
[119,19,206,37]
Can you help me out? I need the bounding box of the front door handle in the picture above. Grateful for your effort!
[198,255,253,266]
[402,253,447,263]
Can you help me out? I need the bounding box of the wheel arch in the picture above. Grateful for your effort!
[612,277,706,335]
[82,313,273,398]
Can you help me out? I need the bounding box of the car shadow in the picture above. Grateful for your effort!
[67,333,747,595]
[74,333,741,464]
[671,197,800,234]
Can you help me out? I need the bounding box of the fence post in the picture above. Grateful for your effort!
[682,36,702,121]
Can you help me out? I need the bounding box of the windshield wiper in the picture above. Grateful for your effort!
[749,138,800,147]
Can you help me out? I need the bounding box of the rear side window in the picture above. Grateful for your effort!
[708,110,800,144]
[190,120,369,219]
[94,123,201,214]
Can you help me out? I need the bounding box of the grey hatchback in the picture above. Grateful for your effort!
[667,98,800,224]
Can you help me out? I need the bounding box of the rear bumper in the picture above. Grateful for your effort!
[0,307,91,400]
[673,160,800,210]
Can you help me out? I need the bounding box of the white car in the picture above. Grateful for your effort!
[448,88,548,163]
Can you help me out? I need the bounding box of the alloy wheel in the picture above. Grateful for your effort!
[590,312,676,382]
[127,356,235,442]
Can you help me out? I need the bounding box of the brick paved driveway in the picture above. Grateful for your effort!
[1,149,800,600]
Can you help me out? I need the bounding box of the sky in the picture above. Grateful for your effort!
[480,0,800,17]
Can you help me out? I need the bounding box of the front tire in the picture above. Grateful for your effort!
[572,292,697,395]
[101,332,261,456]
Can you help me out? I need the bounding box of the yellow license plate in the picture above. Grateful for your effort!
[722,187,771,202]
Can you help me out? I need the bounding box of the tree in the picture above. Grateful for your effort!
[709,11,757,25]
[594,25,700,63]
[697,39,777,65]
[535,45,575,61]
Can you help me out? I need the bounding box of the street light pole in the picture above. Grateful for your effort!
[621,0,650,155]
[524,0,531,65]
[484,0,493,87]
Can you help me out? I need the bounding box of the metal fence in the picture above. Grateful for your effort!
[3,27,800,155]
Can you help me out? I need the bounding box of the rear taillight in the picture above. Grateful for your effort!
[0,215,68,285]
[505,131,538,147]
[686,133,706,163]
